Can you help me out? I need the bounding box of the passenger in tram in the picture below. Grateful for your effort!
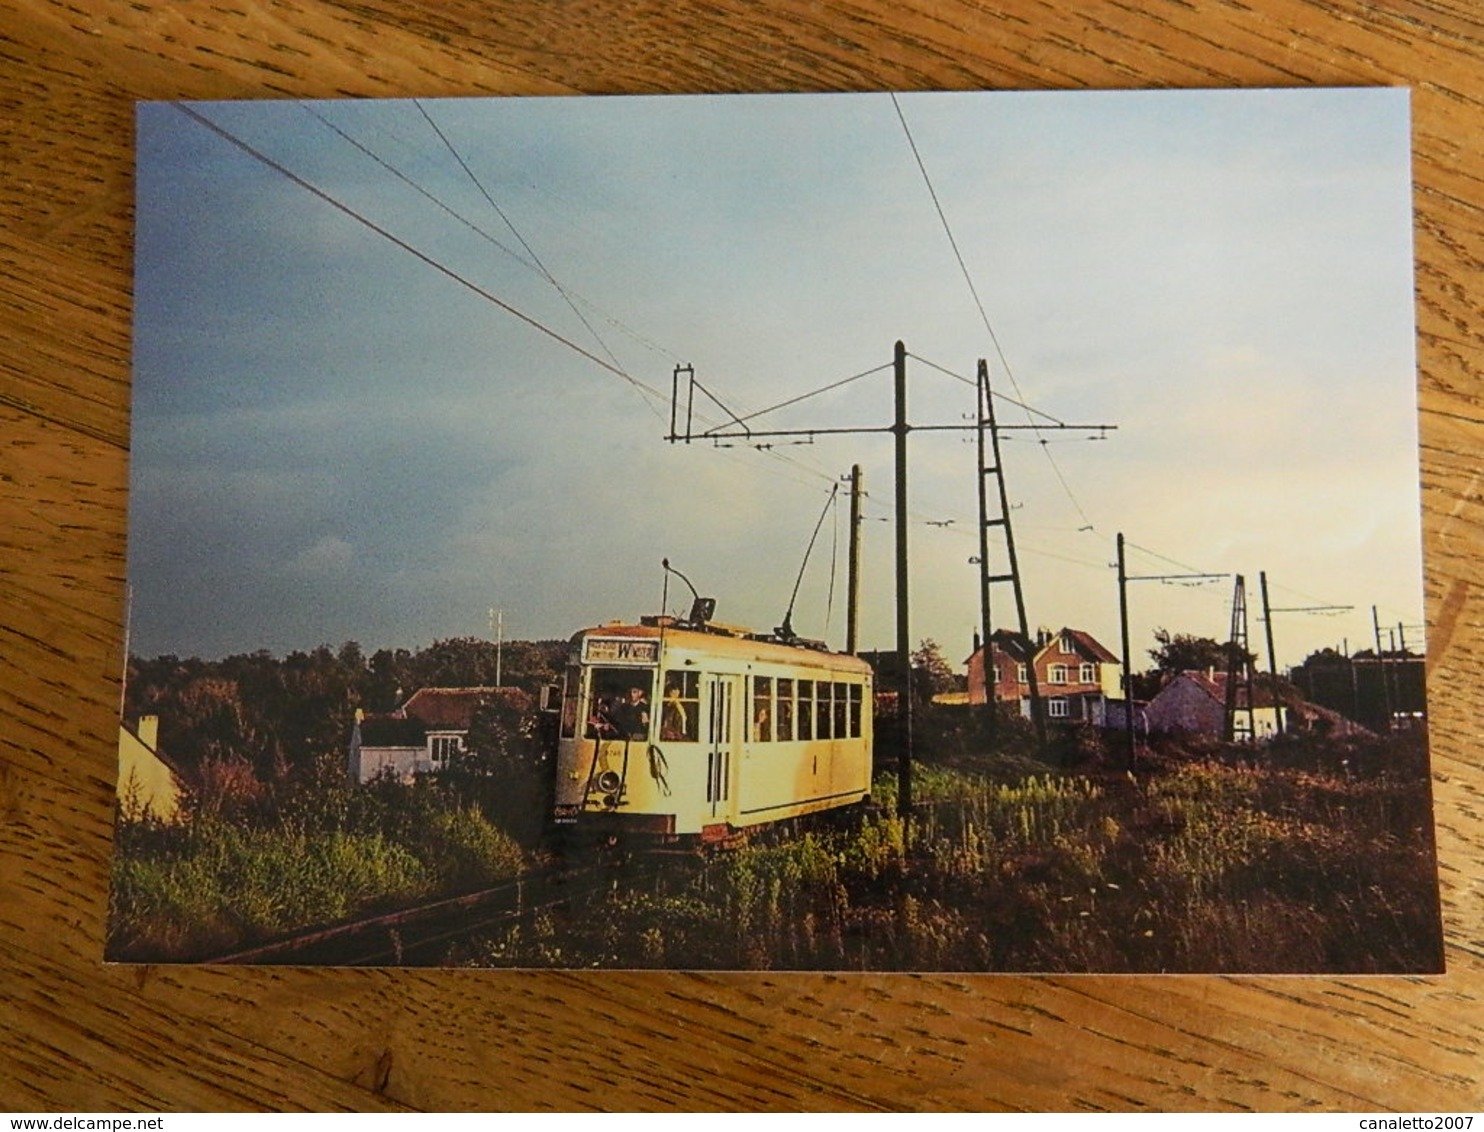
[611,685,651,739]
[660,684,689,741]
[753,703,772,742]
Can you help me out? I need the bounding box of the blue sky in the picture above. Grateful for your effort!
[128,88,1421,670]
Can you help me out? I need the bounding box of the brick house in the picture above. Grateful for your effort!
[966,627,1123,725]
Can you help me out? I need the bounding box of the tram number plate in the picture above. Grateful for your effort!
[582,637,659,665]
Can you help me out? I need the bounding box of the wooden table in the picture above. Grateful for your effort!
[3,0,1481,1111]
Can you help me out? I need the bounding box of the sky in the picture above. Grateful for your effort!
[128,88,1423,672]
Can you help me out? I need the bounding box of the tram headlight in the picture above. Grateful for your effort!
[596,769,623,793]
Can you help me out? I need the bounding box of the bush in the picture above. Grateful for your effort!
[417,806,525,888]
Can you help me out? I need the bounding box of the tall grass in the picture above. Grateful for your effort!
[467,742,1441,973]
[109,788,525,962]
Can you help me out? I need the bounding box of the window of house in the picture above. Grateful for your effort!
[660,670,700,742]
[1049,664,1068,684]
[430,734,462,764]
[1060,635,1075,654]
[1048,698,1069,719]
[1016,663,1028,683]
[1080,663,1096,684]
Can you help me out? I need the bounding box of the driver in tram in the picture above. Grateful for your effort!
[610,684,651,740]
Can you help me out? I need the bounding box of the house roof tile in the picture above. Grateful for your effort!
[399,686,521,729]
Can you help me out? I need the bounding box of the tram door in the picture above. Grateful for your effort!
[704,674,741,820]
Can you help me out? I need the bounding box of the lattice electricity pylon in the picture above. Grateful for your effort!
[1224,574,1258,743]
[974,358,1044,750]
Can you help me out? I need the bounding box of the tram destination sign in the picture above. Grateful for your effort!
[582,637,660,665]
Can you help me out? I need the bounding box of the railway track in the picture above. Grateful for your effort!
[197,812,869,967]
[202,855,653,967]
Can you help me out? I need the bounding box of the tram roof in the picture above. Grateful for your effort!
[570,619,874,675]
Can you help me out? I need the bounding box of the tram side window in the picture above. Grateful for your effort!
[776,678,794,741]
[833,682,848,738]
[849,683,863,738]
[586,667,655,740]
[816,681,832,740]
[797,680,814,740]
[560,665,580,739]
[752,676,773,742]
[660,670,699,742]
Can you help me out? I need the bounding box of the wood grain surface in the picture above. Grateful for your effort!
[3,0,1483,1112]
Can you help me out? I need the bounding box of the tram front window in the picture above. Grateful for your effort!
[586,668,655,740]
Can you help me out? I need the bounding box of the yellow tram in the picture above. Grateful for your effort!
[550,612,874,844]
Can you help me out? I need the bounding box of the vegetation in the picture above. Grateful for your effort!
[112,639,1441,972]
[465,724,1441,973]
[108,769,525,961]
[124,637,567,781]
[1148,629,1251,674]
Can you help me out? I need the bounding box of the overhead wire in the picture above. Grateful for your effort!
[192,100,1383,652]
[889,93,1392,658]
[905,352,1066,426]
[889,103,1368,643]
[890,93,1096,532]
[174,103,667,401]
[718,362,894,430]
[296,102,541,277]
[407,102,860,494]
[188,102,839,497]
[298,101,681,368]
[414,100,631,381]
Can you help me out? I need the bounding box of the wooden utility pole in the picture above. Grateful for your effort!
[1373,605,1394,729]
[893,341,912,818]
[1259,571,1282,736]
[846,464,862,655]
[1118,533,1134,772]
[1263,584,1351,736]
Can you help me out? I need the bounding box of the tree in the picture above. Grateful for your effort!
[453,691,545,844]
[911,638,962,701]
[1148,629,1253,675]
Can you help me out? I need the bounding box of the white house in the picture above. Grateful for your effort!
[349,686,525,783]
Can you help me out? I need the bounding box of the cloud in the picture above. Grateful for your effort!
[285,535,354,578]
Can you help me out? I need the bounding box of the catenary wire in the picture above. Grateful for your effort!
[890,93,1096,530]
[180,103,841,497]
